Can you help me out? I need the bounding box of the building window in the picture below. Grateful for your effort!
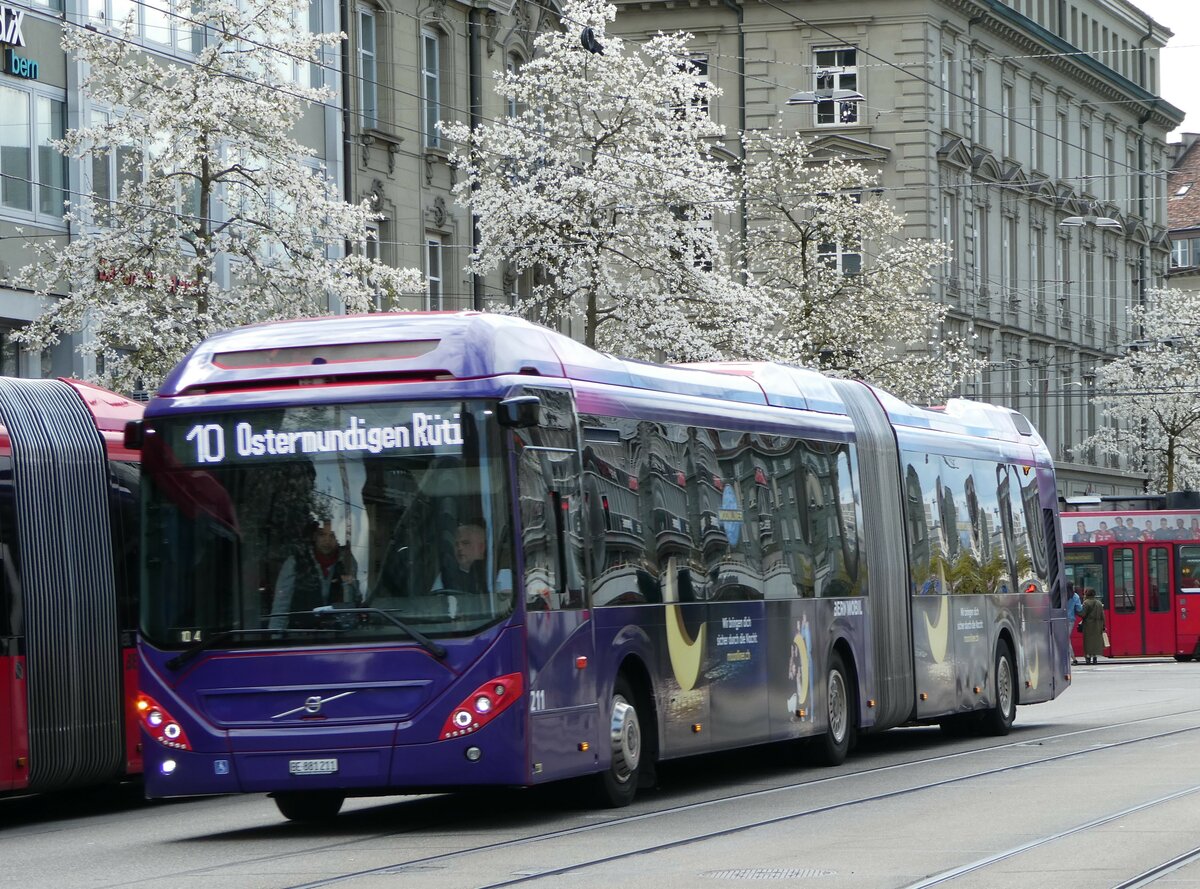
[1001,83,1013,157]
[1080,120,1092,190]
[0,326,30,378]
[1082,248,1094,323]
[1171,238,1200,269]
[1002,216,1017,301]
[1105,136,1115,202]
[941,189,958,281]
[818,241,861,275]
[1056,108,1068,177]
[0,85,66,223]
[941,51,955,131]
[972,206,988,294]
[421,29,441,148]
[358,8,378,129]
[426,235,443,309]
[506,55,522,118]
[1030,97,1042,170]
[1127,145,1138,211]
[969,68,982,143]
[87,108,143,226]
[813,47,858,126]
[1105,254,1117,339]
[86,0,198,52]
[690,53,710,114]
[1031,227,1044,312]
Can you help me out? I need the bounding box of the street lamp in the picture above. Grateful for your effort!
[1058,207,1123,232]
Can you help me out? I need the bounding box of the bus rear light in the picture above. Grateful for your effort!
[135,693,193,751]
[440,673,523,740]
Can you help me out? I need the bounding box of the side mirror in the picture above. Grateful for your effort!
[497,395,541,428]
[123,419,144,450]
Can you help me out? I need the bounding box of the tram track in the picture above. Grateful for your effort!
[900,784,1200,888]
[237,713,1200,889]
[1113,845,1200,888]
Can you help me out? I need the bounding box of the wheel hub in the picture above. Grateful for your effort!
[609,696,641,782]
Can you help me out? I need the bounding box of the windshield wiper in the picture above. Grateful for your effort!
[312,605,447,658]
[165,626,342,671]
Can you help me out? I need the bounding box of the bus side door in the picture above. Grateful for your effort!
[1177,544,1200,659]
[1107,547,1139,656]
[514,403,597,783]
[1143,545,1174,656]
[1108,545,1174,657]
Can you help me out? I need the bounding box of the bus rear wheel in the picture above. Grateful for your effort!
[592,676,642,808]
[273,791,345,822]
[813,651,854,766]
[980,641,1016,736]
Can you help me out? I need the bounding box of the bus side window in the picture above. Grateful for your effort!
[514,394,584,611]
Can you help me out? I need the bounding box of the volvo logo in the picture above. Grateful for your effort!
[272,691,355,719]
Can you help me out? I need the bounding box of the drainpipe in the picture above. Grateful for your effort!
[1135,17,1155,332]
[340,0,355,311]
[469,11,484,311]
[720,0,747,278]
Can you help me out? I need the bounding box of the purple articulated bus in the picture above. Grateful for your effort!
[133,313,1069,821]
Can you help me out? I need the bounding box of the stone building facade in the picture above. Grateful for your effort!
[607,0,1184,496]
[1167,133,1200,296]
[0,0,552,379]
[0,0,1188,495]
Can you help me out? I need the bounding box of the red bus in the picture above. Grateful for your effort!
[0,378,144,795]
[1060,493,1200,661]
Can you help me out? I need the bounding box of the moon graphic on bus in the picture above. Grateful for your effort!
[1026,644,1038,691]
[923,596,949,664]
[666,604,706,692]
[793,632,810,706]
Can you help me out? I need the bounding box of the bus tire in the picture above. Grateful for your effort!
[980,640,1016,736]
[1174,655,1193,663]
[813,651,854,766]
[592,676,642,808]
[273,791,345,822]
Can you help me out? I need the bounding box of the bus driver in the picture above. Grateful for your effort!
[431,521,513,612]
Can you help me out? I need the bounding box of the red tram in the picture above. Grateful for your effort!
[0,378,143,795]
[1060,493,1200,661]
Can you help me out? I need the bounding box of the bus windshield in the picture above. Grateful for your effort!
[141,400,514,649]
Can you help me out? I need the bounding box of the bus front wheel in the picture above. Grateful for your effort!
[813,651,854,766]
[273,791,345,822]
[980,641,1016,736]
[592,676,642,807]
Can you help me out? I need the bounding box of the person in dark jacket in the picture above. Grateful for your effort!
[270,519,359,629]
[1080,587,1106,665]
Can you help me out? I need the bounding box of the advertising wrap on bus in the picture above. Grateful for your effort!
[135,312,1068,821]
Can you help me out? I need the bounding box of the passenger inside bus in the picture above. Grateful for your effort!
[269,518,359,629]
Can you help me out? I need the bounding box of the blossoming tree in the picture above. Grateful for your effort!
[739,127,981,403]
[15,0,421,392]
[1077,289,1200,492]
[443,0,771,362]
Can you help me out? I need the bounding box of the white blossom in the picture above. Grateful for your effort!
[14,0,422,392]
[443,0,772,362]
[1076,288,1200,492]
[738,127,981,403]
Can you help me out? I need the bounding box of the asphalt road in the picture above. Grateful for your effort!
[2,659,1198,889]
